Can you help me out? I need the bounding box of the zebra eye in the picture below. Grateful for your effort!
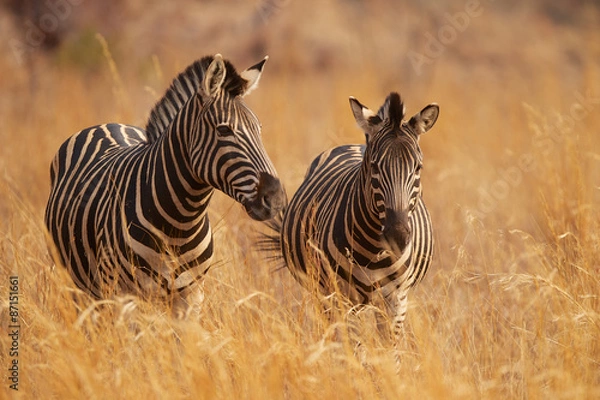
[370,162,380,174]
[216,125,235,137]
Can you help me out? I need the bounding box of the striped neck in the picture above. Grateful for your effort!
[140,95,213,234]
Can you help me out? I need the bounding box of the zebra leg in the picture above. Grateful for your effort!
[173,281,205,320]
[391,290,409,342]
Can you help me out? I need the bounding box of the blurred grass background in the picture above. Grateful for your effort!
[0,0,599,398]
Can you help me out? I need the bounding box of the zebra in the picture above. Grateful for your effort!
[45,54,285,316]
[263,92,438,339]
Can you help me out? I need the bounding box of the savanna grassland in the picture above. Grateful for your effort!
[1,1,599,398]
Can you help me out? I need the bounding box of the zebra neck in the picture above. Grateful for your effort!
[139,98,214,232]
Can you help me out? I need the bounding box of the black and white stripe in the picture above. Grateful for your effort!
[45,54,285,315]
[264,92,438,338]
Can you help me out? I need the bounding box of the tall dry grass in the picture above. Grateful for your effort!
[1,1,599,398]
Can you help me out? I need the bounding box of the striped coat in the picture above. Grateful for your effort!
[267,93,438,337]
[45,55,285,315]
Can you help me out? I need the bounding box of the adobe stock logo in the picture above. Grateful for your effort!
[407,0,490,76]
[9,0,84,66]
[255,0,292,25]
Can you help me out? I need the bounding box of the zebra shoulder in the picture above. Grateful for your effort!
[100,124,148,146]
[304,144,364,179]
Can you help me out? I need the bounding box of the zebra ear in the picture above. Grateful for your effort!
[203,54,227,97]
[349,97,382,140]
[240,56,268,97]
[408,103,439,135]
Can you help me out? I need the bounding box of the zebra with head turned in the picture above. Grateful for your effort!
[264,92,438,339]
[45,54,285,316]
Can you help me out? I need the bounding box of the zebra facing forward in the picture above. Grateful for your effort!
[268,92,438,338]
[45,54,285,316]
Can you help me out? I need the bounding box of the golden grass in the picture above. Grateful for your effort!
[1,1,599,398]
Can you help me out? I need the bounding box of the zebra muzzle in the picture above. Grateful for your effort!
[382,208,412,256]
[244,173,285,221]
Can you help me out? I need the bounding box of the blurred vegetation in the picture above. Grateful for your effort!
[0,0,599,398]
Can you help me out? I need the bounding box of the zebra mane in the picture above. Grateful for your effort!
[377,92,406,130]
[144,56,250,142]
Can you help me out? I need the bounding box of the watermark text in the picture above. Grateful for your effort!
[9,0,84,65]
[7,276,20,391]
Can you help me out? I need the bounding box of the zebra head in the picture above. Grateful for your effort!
[191,55,285,221]
[349,93,439,256]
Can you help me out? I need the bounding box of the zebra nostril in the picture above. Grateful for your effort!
[256,173,284,213]
[261,193,272,209]
[382,208,411,253]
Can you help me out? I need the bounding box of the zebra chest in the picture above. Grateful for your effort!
[94,192,213,262]
[92,212,213,295]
